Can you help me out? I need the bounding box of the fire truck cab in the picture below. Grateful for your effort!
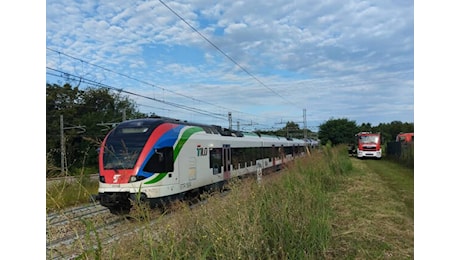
[355,132,382,159]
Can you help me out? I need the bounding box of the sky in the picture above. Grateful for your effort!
[45,0,414,132]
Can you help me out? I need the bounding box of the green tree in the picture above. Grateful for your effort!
[358,122,372,132]
[276,121,302,139]
[257,121,309,139]
[318,118,358,146]
[46,83,146,176]
[46,83,85,171]
[372,121,414,144]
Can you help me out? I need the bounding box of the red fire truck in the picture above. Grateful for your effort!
[396,132,414,143]
[353,132,382,159]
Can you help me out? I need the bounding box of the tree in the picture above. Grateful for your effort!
[358,122,372,132]
[256,121,307,139]
[277,121,303,139]
[46,83,85,171]
[317,119,414,147]
[371,121,414,144]
[46,83,146,176]
[318,118,358,146]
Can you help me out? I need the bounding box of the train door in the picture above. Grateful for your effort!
[222,144,231,180]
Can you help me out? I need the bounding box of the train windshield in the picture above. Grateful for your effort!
[103,121,159,169]
[359,135,379,144]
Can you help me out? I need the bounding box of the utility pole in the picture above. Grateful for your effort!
[60,115,86,175]
[60,115,65,175]
[228,112,232,130]
[303,108,307,140]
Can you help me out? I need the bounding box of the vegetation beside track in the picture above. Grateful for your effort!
[48,145,413,259]
[46,174,99,213]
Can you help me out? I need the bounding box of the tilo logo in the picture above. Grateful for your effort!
[196,145,208,156]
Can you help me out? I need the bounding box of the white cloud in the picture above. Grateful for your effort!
[46,0,414,129]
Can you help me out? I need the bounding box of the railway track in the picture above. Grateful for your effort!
[46,174,99,188]
[46,190,229,259]
[46,202,152,259]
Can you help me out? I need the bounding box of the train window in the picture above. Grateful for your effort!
[209,148,222,174]
[103,145,142,170]
[143,147,174,173]
[285,146,293,156]
[120,127,149,134]
[231,148,238,169]
[262,147,272,161]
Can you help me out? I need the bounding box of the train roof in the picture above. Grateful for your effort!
[117,116,305,144]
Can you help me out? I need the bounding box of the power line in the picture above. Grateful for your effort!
[47,69,277,130]
[46,67,229,121]
[46,47,260,124]
[158,0,301,109]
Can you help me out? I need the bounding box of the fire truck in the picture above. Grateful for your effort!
[396,132,414,143]
[350,132,382,159]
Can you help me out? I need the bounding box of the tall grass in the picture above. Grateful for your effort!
[47,148,99,212]
[95,146,352,259]
[46,172,99,212]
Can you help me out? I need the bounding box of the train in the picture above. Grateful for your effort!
[94,116,307,214]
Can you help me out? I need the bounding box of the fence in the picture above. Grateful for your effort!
[386,141,414,168]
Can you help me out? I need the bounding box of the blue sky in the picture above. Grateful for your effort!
[46,0,414,132]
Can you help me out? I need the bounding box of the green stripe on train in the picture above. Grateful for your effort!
[144,127,203,185]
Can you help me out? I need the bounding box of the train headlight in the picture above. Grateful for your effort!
[129,176,137,183]
[99,176,105,183]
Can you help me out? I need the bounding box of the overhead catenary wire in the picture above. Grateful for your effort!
[157,0,301,110]
[46,68,229,121]
[46,47,262,125]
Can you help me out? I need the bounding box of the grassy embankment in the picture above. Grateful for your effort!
[46,170,99,213]
[47,145,413,259]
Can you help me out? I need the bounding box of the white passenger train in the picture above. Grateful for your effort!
[95,116,307,214]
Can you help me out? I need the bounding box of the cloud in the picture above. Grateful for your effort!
[46,0,414,129]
